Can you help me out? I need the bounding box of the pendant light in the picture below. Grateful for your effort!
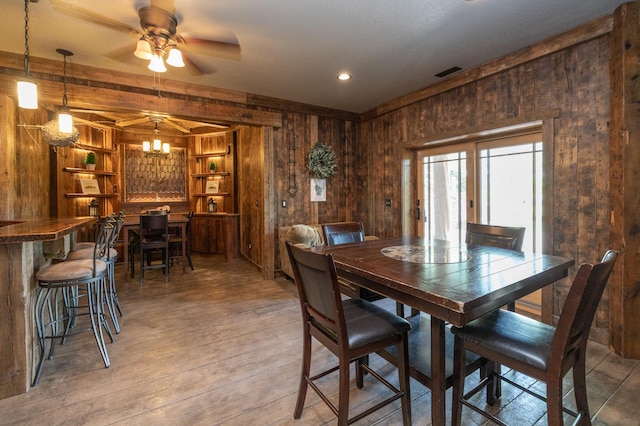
[17,0,37,109]
[57,48,73,134]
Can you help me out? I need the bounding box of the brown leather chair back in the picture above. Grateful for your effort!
[466,222,526,251]
[322,222,365,247]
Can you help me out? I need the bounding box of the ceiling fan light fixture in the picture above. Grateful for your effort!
[134,38,153,60]
[142,140,151,152]
[148,53,167,73]
[166,47,185,68]
[162,142,171,154]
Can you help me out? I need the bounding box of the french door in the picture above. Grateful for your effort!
[416,131,544,313]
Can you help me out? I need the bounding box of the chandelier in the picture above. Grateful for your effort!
[142,118,170,155]
[133,7,185,73]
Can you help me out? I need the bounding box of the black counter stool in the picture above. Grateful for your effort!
[33,221,115,386]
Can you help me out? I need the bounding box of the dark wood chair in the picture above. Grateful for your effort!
[466,222,526,314]
[466,222,526,251]
[139,213,170,285]
[285,242,412,425]
[321,222,388,304]
[451,250,618,425]
[169,211,194,270]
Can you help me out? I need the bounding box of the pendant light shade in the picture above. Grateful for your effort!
[58,111,73,133]
[17,0,37,109]
[17,79,38,109]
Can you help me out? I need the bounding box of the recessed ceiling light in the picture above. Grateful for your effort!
[337,73,351,81]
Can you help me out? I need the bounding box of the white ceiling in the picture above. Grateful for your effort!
[0,0,627,114]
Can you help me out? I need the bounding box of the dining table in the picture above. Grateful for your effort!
[316,236,574,425]
[120,213,189,281]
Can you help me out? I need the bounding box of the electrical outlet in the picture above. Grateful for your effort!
[281,200,287,208]
[385,199,391,207]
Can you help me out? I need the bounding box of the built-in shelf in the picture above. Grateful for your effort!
[191,172,230,178]
[63,167,118,176]
[192,151,227,159]
[72,143,116,154]
[193,193,230,197]
[65,193,117,198]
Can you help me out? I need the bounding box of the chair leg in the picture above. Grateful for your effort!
[451,337,465,426]
[573,354,591,421]
[139,248,144,286]
[546,378,564,425]
[338,357,351,425]
[397,332,412,426]
[484,360,501,405]
[293,330,312,419]
[355,357,364,389]
[164,248,169,282]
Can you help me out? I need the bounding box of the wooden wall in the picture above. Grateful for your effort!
[358,30,613,342]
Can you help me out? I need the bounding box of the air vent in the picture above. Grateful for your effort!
[435,66,462,78]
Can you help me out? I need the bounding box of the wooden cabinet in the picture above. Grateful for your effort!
[53,128,118,217]
[191,213,239,259]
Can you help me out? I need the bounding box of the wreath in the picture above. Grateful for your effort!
[307,142,337,179]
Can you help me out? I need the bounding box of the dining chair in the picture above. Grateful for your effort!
[466,222,526,251]
[285,242,412,425]
[321,222,390,303]
[450,250,618,426]
[139,213,170,285]
[169,211,194,270]
[33,220,115,386]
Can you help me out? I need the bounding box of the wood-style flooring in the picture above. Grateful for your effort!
[0,253,639,425]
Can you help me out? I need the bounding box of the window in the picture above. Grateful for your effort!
[417,131,542,251]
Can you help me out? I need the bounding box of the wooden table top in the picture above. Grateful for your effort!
[0,217,97,244]
[319,236,575,327]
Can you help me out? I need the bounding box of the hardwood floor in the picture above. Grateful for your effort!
[1,253,638,425]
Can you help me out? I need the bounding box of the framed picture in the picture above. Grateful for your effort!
[80,178,101,194]
[205,180,220,194]
[310,178,326,202]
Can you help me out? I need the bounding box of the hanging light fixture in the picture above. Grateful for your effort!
[57,48,73,134]
[142,118,170,155]
[17,0,38,109]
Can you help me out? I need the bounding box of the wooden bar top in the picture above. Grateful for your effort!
[0,217,97,244]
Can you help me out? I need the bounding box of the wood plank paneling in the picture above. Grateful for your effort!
[359,32,614,343]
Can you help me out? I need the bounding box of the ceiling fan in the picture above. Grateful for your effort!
[50,0,241,75]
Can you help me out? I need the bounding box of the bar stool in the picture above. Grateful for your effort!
[33,221,114,386]
[66,213,124,333]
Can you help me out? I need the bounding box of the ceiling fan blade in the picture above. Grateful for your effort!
[104,44,141,66]
[51,0,141,37]
[72,117,119,131]
[116,117,151,127]
[176,35,241,61]
[164,119,191,134]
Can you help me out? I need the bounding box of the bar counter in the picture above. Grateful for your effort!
[0,216,96,399]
